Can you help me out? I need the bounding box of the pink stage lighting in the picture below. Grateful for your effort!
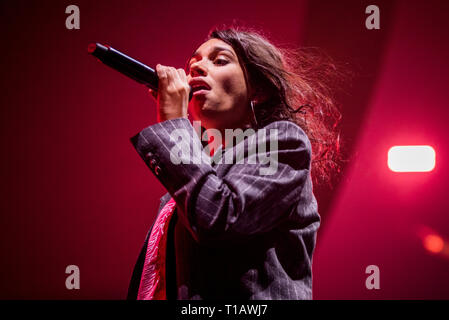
[387,146,435,172]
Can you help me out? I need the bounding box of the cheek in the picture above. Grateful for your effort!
[217,69,247,98]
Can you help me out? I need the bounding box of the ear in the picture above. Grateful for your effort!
[249,83,270,105]
[251,92,268,105]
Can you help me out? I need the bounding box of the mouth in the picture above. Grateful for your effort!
[189,80,211,96]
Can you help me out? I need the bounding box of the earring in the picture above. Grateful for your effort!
[250,100,259,129]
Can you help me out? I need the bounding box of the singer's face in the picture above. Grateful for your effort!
[187,39,250,131]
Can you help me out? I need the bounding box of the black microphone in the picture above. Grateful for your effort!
[87,43,193,101]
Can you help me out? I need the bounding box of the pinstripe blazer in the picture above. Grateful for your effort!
[127,118,320,300]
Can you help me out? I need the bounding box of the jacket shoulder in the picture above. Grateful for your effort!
[260,120,312,154]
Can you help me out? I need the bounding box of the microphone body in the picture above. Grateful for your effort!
[88,43,193,101]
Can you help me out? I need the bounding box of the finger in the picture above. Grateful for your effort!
[177,68,187,82]
[178,68,190,93]
[173,68,188,91]
[156,64,168,87]
[167,67,180,90]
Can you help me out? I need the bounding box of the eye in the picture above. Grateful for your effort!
[214,58,229,66]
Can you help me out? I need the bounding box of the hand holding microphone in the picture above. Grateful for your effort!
[151,64,190,122]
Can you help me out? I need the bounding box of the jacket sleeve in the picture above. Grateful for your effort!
[130,117,312,244]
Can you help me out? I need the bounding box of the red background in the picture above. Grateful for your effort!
[1,0,448,299]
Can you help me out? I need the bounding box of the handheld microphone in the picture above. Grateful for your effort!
[87,43,193,101]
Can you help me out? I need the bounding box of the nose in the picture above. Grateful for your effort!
[189,61,207,77]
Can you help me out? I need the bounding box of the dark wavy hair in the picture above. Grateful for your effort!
[207,26,348,188]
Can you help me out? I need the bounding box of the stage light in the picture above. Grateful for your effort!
[423,234,444,254]
[387,145,435,172]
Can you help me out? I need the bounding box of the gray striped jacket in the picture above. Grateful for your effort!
[127,118,320,300]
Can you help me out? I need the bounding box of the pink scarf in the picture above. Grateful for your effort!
[137,197,176,300]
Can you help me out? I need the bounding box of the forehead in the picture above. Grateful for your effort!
[192,38,236,57]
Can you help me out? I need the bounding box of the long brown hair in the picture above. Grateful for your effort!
[208,26,347,187]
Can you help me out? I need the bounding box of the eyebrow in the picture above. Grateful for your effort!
[189,46,236,62]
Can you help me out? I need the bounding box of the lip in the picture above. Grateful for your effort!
[192,89,209,97]
[189,78,211,92]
